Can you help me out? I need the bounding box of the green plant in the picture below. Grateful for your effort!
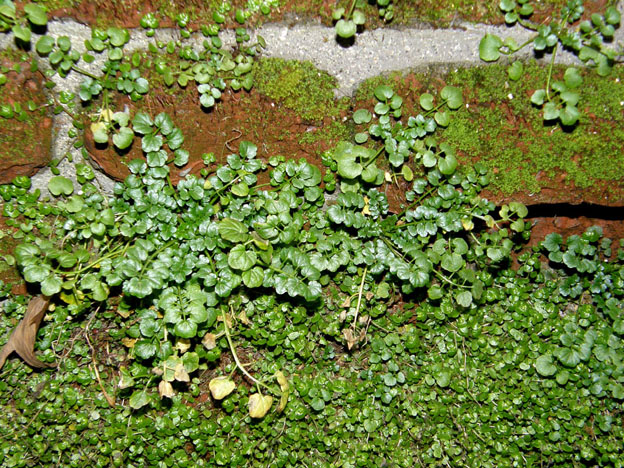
[332,83,463,188]
[479,0,622,126]
[332,0,394,40]
[0,1,47,44]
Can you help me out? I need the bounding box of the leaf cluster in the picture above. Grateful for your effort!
[479,0,622,127]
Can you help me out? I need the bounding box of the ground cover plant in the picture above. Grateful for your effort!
[0,0,623,466]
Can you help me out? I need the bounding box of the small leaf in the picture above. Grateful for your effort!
[209,376,235,400]
[374,85,394,101]
[335,19,356,38]
[12,25,31,43]
[132,112,153,134]
[112,127,134,149]
[353,109,372,124]
[563,67,582,89]
[507,61,523,80]
[218,218,249,243]
[24,3,48,26]
[352,10,366,25]
[129,390,150,409]
[48,176,74,196]
[249,393,273,418]
[479,34,503,62]
[419,93,434,110]
[158,380,175,398]
[531,89,546,105]
[36,35,55,55]
[535,354,557,376]
[440,86,463,109]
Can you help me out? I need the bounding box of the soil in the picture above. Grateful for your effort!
[84,86,345,185]
[0,52,53,185]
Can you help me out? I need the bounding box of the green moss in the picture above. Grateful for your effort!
[252,58,339,122]
[440,62,624,196]
[298,118,352,147]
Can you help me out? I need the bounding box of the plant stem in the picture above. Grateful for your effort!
[222,307,277,395]
[362,146,385,169]
[353,266,368,329]
[346,0,357,20]
[396,187,437,219]
[545,43,558,101]
[71,65,100,80]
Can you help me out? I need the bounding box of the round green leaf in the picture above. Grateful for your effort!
[335,19,356,39]
[353,109,372,124]
[228,244,257,271]
[174,319,197,338]
[374,85,394,102]
[36,35,55,55]
[352,10,366,25]
[24,3,48,26]
[242,267,264,288]
[48,176,74,196]
[218,218,249,243]
[113,127,134,149]
[479,34,503,62]
[440,86,463,109]
[41,275,62,295]
[563,67,582,89]
[535,354,557,376]
[419,93,434,111]
[507,61,523,80]
[12,25,31,43]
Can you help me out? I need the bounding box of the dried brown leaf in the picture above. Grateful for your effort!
[0,295,54,370]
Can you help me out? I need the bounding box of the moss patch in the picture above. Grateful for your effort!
[252,57,341,122]
[0,50,53,184]
[354,61,624,205]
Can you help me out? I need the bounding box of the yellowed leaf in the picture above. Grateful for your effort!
[209,376,236,400]
[158,380,175,398]
[202,332,217,350]
[174,362,190,382]
[275,371,290,412]
[122,338,137,348]
[248,393,273,418]
[362,196,371,215]
[175,338,191,354]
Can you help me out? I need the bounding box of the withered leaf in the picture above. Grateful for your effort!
[0,295,55,370]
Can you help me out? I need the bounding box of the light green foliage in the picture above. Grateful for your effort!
[442,62,624,196]
[0,1,47,44]
[479,0,622,126]
[1,2,624,466]
[332,0,394,40]
[253,58,340,122]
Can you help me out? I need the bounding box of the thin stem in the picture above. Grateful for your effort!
[362,146,385,170]
[221,307,277,396]
[352,266,368,329]
[545,43,558,101]
[71,65,100,80]
[433,269,465,289]
[346,0,357,20]
[396,187,437,219]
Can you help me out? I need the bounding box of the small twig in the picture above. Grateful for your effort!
[352,266,368,330]
[224,128,242,152]
[85,307,115,407]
